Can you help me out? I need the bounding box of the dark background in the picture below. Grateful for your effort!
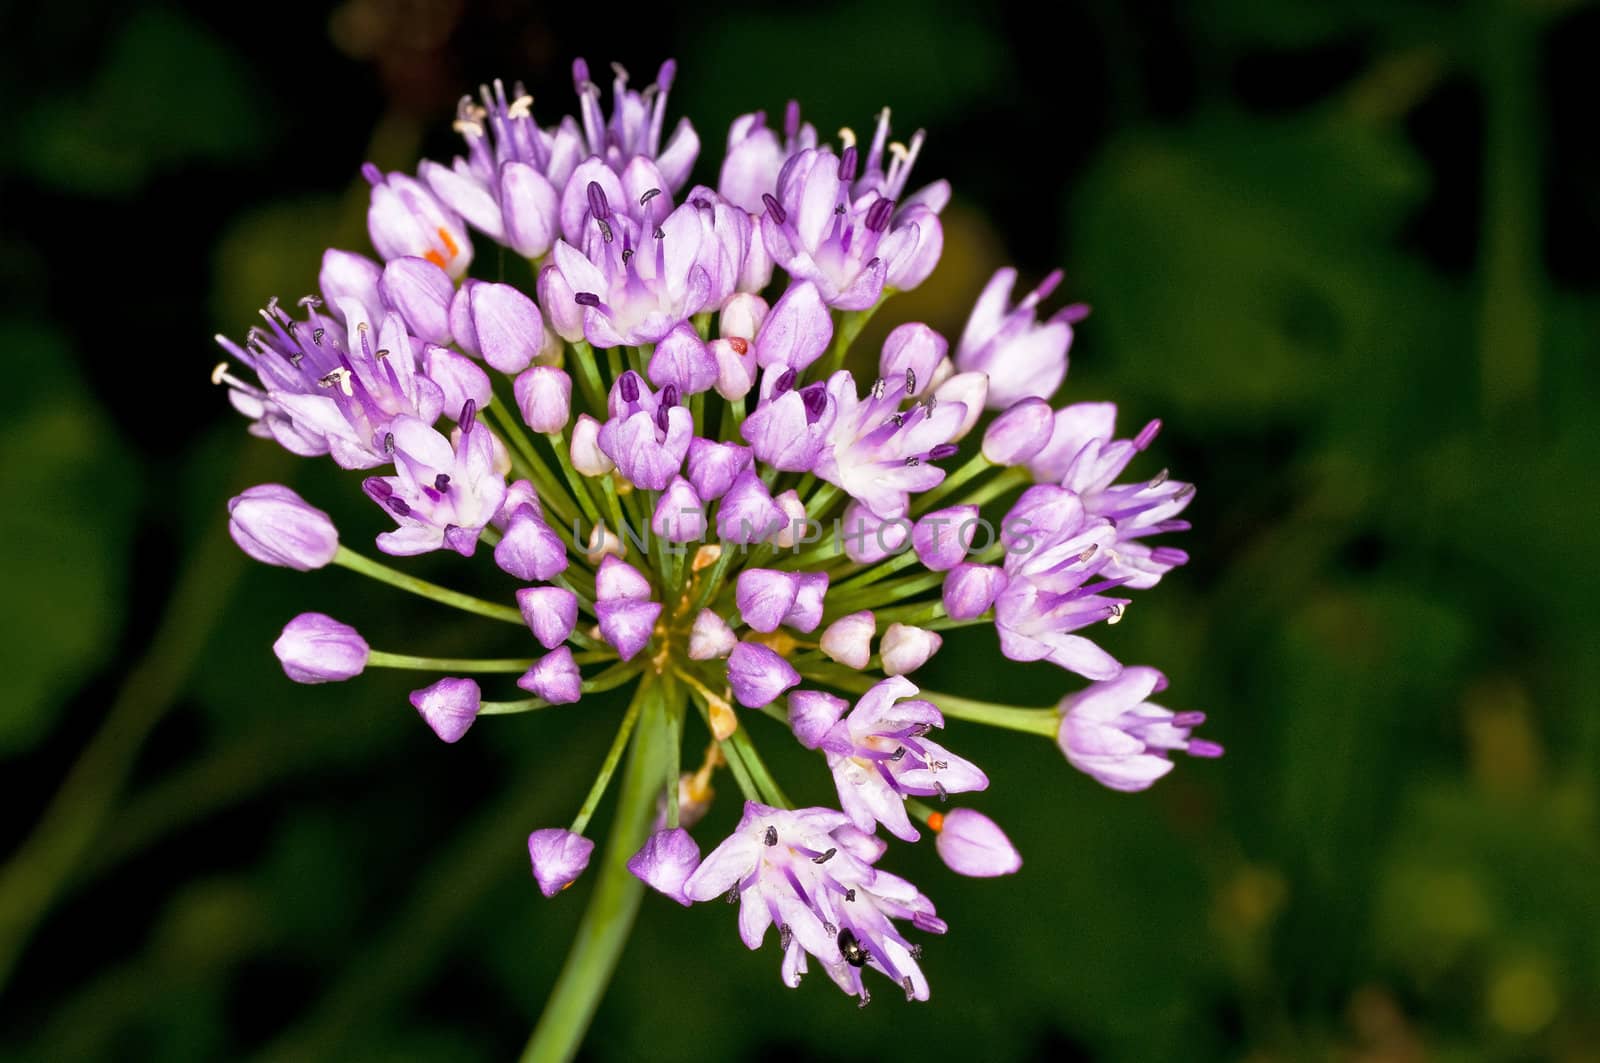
[4,0,1599,1059]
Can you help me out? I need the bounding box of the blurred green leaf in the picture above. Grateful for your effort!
[0,320,136,754]
[13,9,271,195]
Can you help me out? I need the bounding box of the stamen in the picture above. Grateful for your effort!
[811,847,837,864]
[764,825,778,846]
[507,94,534,119]
[210,361,231,385]
[639,187,661,206]
[434,474,451,492]
[618,372,640,403]
[587,181,611,220]
[761,193,788,225]
[865,197,894,233]
[574,292,602,308]
[837,126,857,149]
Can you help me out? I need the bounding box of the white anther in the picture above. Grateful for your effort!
[837,126,857,149]
[211,361,230,385]
[507,94,534,119]
[452,119,486,137]
[888,141,910,162]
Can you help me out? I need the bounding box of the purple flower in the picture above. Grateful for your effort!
[838,502,910,563]
[494,504,568,581]
[379,256,455,345]
[788,689,849,749]
[647,323,718,394]
[228,484,340,570]
[741,368,837,473]
[596,372,693,490]
[409,676,482,743]
[569,413,615,476]
[736,568,801,633]
[1027,404,1193,590]
[362,164,473,278]
[363,405,508,557]
[982,397,1055,465]
[941,563,1007,620]
[813,363,969,519]
[517,586,579,650]
[651,476,707,543]
[686,438,752,501]
[716,470,784,544]
[751,281,833,372]
[273,612,368,684]
[956,268,1080,408]
[595,555,661,662]
[450,280,545,374]
[682,802,946,1002]
[911,505,979,572]
[214,286,445,469]
[813,676,986,841]
[1057,666,1222,791]
[628,827,702,906]
[993,485,1125,680]
[726,642,800,708]
[759,137,943,309]
[423,345,493,417]
[422,79,576,258]
[528,828,595,897]
[518,646,583,704]
[718,101,817,213]
[932,809,1021,877]
[570,59,699,193]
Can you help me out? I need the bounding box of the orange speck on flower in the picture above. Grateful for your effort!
[727,337,749,355]
[926,811,944,833]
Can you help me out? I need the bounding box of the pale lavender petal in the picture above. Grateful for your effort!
[228,484,339,571]
[273,612,368,683]
[726,642,800,708]
[527,828,595,897]
[517,586,579,650]
[627,827,702,906]
[518,646,582,704]
[409,676,481,743]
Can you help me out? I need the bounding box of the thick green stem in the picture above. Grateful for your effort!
[333,547,523,625]
[520,682,664,1063]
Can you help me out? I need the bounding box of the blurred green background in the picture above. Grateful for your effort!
[3,0,1598,1059]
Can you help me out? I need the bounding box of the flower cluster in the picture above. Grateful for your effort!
[217,59,1219,1009]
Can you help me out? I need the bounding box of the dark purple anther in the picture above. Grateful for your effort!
[928,443,959,461]
[639,187,661,206]
[312,327,326,347]
[653,225,665,240]
[772,367,797,396]
[587,180,611,220]
[364,477,393,501]
[618,371,641,403]
[761,193,788,225]
[865,198,894,233]
[1134,419,1162,450]
[800,383,828,423]
[1171,711,1207,727]
[434,473,452,492]
[387,497,411,517]
[383,432,396,454]
[660,384,679,408]
[783,99,800,140]
[656,404,672,433]
[838,146,858,182]
[460,400,477,424]
[574,292,602,307]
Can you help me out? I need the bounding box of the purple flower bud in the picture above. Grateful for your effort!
[726,641,801,708]
[273,612,368,684]
[839,501,910,564]
[597,599,662,661]
[982,397,1055,465]
[878,322,947,398]
[769,489,807,548]
[514,366,573,434]
[686,438,752,500]
[912,505,979,572]
[423,345,493,418]
[880,623,943,675]
[493,480,543,530]
[364,166,473,278]
[788,689,848,749]
[719,293,769,339]
[518,646,582,704]
[570,414,615,475]
[652,477,707,543]
[647,323,718,394]
[933,809,1022,877]
[452,281,544,374]
[753,280,833,370]
[942,563,1007,620]
[380,256,455,345]
[819,610,874,670]
[784,571,829,633]
[710,337,758,400]
[228,484,340,571]
[499,161,560,258]
[517,586,579,650]
[932,371,989,441]
[716,470,784,544]
[1057,666,1222,791]
[688,608,738,660]
[736,568,799,633]
[409,676,482,743]
[596,554,652,601]
[527,828,595,897]
[627,827,702,906]
[319,248,383,317]
[494,506,569,581]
